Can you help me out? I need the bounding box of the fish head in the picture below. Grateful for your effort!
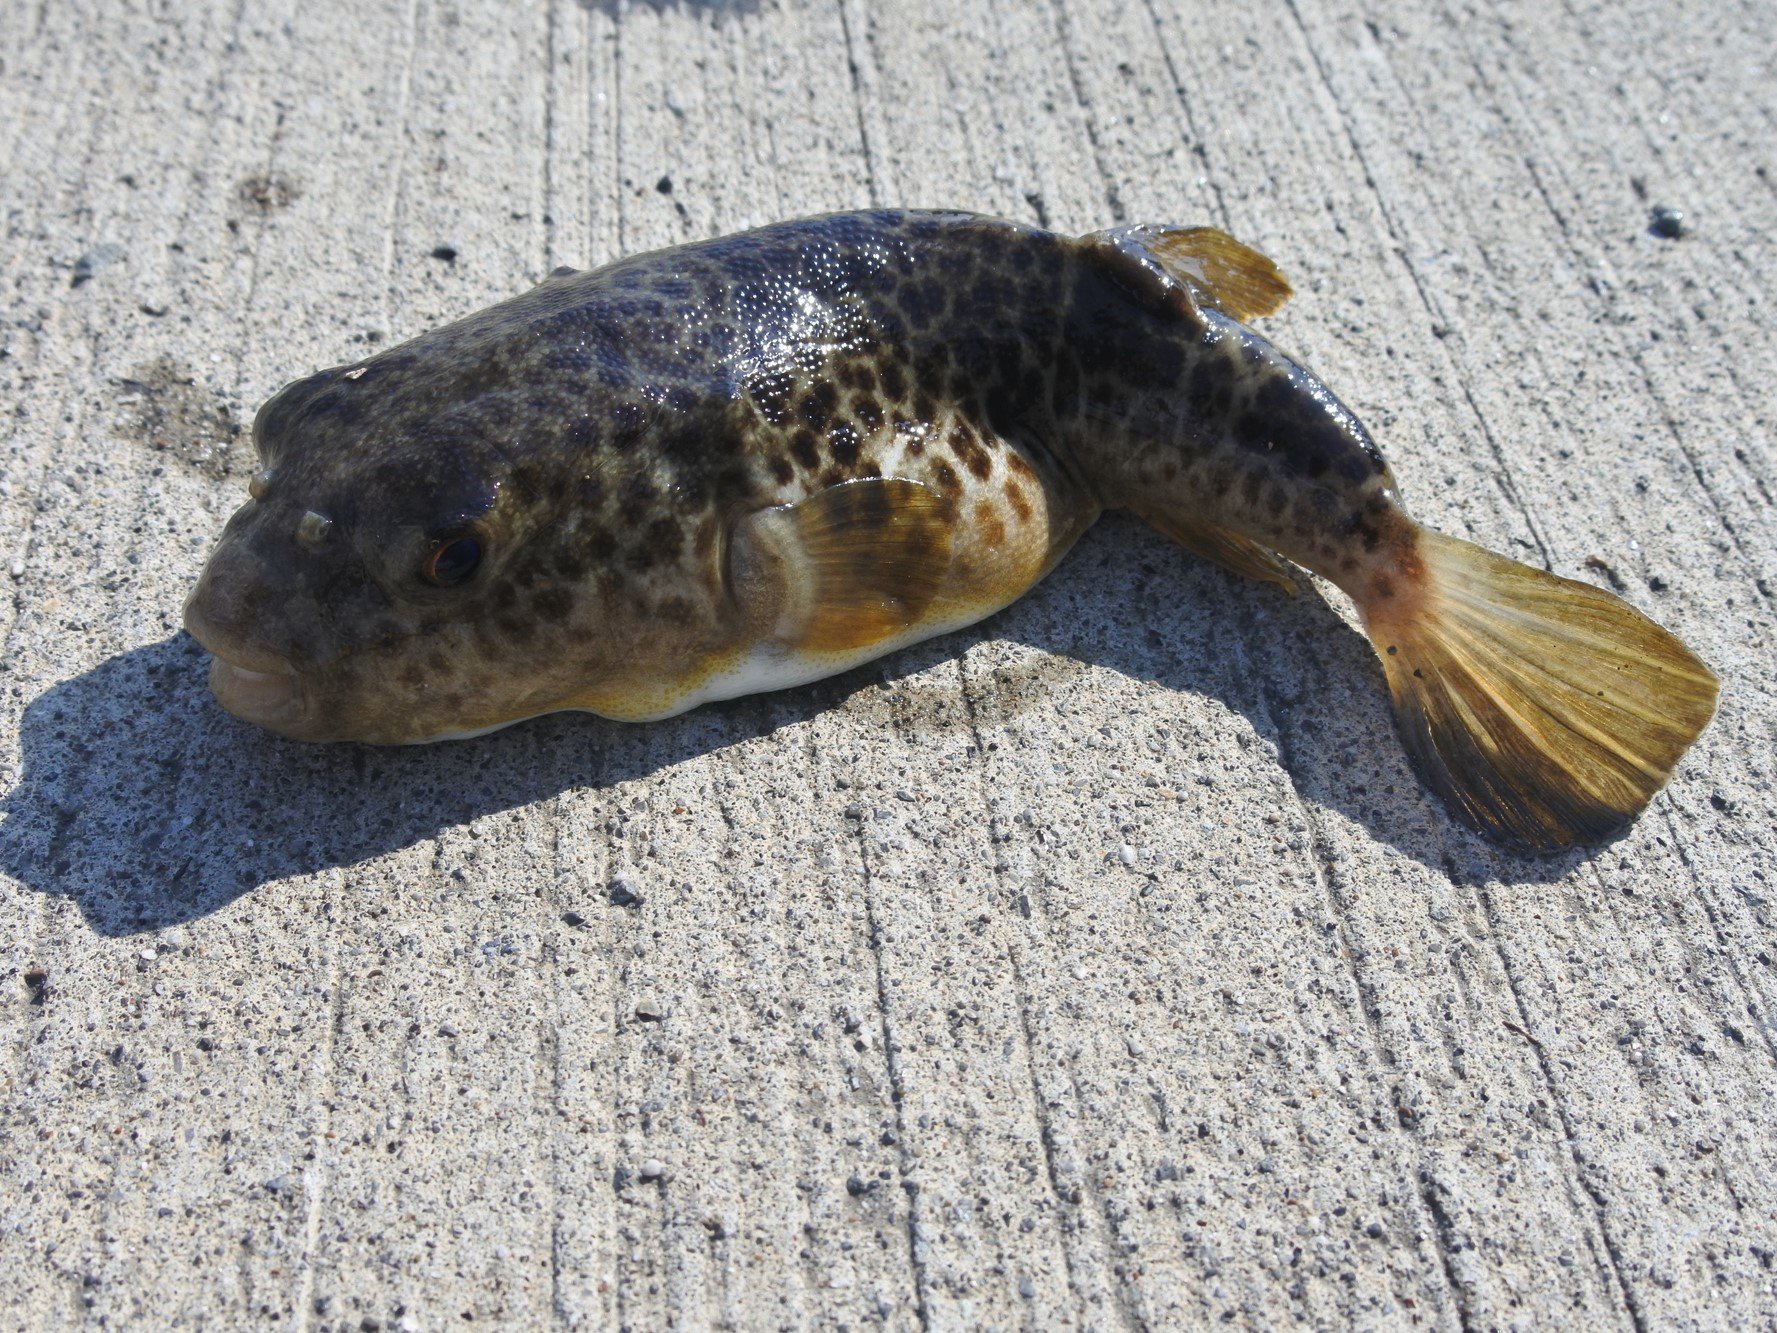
[184,350,595,744]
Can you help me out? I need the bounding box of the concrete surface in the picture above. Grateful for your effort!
[2,0,1774,1327]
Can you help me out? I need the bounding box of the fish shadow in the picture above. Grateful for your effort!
[0,517,1584,936]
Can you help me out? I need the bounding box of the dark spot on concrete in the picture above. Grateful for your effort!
[1647,204,1686,239]
[430,244,458,263]
[115,357,242,480]
[656,175,674,194]
[71,244,125,287]
[237,173,299,212]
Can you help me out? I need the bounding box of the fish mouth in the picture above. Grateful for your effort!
[182,602,309,733]
[206,655,305,730]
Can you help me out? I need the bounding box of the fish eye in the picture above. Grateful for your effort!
[420,535,483,587]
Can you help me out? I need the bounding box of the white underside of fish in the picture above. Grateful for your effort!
[406,593,1023,743]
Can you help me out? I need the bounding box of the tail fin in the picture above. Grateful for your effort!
[1360,529,1718,851]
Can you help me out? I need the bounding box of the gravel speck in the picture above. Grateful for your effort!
[1648,204,1686,239]
[639,1157,666,1181]
[72,244,125,286]
[1118,844,1137,867]
[607,874,643,908]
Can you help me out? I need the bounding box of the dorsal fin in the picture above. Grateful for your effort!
[729,479,954,654]
[1087,224,1293,322]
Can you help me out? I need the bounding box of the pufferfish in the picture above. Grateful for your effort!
[183,210,1718,851]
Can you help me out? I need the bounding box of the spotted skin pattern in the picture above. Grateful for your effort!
[185,210,1411,743]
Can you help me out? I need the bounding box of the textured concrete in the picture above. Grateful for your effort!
[2,0,1774,1327]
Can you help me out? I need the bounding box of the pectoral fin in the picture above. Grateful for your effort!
[729,478,954,655]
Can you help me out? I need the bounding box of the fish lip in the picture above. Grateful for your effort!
[206,655,306,731]
[182,602,310,733]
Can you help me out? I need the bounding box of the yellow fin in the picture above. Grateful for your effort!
[1363,528,1718,851]
[1136,507,1299,594]
[730,479,954,655]
[1141,226,1293,321]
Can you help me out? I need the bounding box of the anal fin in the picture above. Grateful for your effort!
[1136,507,1299,594]
[730,478,955,655]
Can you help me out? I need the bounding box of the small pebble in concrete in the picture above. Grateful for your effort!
[608,874,643,908]
[72,244,124,286]
[635,996,664,1021]
[1648,204,1686,238]
[639,1158,666,1181]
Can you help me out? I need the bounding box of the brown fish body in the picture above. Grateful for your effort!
[185,210,1716,849]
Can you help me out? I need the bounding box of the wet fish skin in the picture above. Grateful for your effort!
[186,212,1102,742]
[184,209,1716,849]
